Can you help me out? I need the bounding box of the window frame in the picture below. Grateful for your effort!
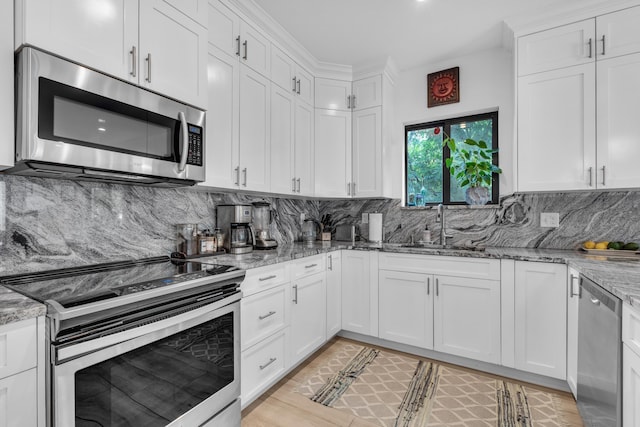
[404,111,499,206]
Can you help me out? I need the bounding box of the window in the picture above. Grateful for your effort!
[405,111,498,206]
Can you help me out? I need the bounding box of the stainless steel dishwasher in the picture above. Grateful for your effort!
[577,275,622,427]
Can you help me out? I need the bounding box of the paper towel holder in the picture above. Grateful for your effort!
[368,212,383,243]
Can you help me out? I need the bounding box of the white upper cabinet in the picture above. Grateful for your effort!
[240,21,270,77]
[517,64,596,191]
[294,101,315,195]
[270,85,295,194]
[596,51,640,189]
[596,6,640,59]
[139,0,207,107]
[314,109,352,197]
[15,0,138,83]
[517,5,640,192]
[16,0,208,108]
[315,78,351,111]
[314,76,389,198]
[271,45,314,105]
[1,0,14,170]
[202,46,240,188]
[239,65,271,192]
[352,75,382,110]
[352,107,382,198]
[517,19,595,76]
[206,0,269,77]
[207,0,240,58]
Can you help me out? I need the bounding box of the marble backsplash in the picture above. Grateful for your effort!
[1,174,640,275]
[320,191,640,249]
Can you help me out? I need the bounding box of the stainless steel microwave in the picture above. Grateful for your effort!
[7,47,206,186]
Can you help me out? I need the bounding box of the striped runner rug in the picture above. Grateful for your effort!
[296,343,571,427]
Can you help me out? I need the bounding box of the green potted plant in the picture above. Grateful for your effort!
[443,137,502,205]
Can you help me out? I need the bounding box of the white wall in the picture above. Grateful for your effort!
[389,47,514,199]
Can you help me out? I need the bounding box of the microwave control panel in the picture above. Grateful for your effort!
[186,125,203,166]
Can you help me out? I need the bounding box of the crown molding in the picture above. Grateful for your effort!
[505,0,640,36]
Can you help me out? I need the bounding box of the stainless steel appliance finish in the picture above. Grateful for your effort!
[8,47,206,186]
[2,257,245,427]
[217,205,254,254]
[252,201,278,250]
[577,275,622,427]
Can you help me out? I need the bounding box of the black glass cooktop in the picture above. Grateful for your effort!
[1,256,241,308]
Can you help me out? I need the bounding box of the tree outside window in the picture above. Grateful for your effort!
[405,111,498,206]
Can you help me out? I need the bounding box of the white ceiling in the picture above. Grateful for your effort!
[251,0,606,71]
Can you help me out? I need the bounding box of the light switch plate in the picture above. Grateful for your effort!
[540,212,560,228]
[362,213,369,224]
[300,213,305,222]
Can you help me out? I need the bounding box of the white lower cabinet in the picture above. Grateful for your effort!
[433,275,501,364]
[290,272,327,365]
[241,285,289,349]
[326,252,342,338]
[0,368,38,427]
[241,328,288,405]
[0,318,40,427]
[566,268,580,398]
[342,250,377,336]
[513,261,567,380]
[378,254,500,364]
[379,270,433,349]
[624,303,640,426]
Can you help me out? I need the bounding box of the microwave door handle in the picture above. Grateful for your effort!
[177,111,189,173]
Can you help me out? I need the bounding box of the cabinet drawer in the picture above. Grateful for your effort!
[241,329,287,405]
[242,285,289,349]
[624,303,640,358]
[242,264,289,296]
[292,255,325,279]
[379,252,500,280]
[0,318,37,380]
[0,368,37,426]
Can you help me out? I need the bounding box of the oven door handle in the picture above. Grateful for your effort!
[55,295,239,364]
[177,111,189,173]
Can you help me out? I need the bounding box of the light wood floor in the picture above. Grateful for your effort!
[241,336,584,427]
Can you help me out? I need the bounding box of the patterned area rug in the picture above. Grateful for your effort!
[295,343,571,427]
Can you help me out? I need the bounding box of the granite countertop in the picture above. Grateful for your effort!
[3,241,640,326]
[0,286,46,326]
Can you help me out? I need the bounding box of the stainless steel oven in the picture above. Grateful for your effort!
[7,47,205,186]
[2,257,243,427]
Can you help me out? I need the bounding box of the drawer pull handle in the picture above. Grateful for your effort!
[259,275,277,281]
[305,263,318,269]
[293,284,298,304]
[259,311,276,320]
[259,357,277,370]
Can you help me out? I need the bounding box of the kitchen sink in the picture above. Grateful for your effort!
[394,243,486,252]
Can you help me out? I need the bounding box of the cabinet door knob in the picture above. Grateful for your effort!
[600,34,606,56]
[600,165,606,186]
[236,36,241,56]
[242,168,248,186]
[292,77,297,92]
[587,38,592,59]
[587,166,593,187]
[243,40,248,60]
[234,167,240,186]
[296,178,301,193]
[297,79,301,95]
[293,284,298,304]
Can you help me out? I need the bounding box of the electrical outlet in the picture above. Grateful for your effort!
[540,212,560,228]
[362,213,369,224]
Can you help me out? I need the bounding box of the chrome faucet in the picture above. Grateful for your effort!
[437,204,452,245]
